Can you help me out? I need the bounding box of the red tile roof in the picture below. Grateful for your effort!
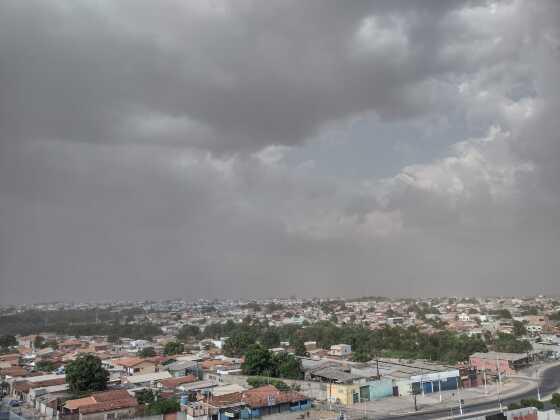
[79,398,138,414]
[65,389,137,413]
[241,385,307,408]
[31,377,66,388]
[112,357,154,368]
[0,367,27,377]
[206,392,242,408]
[159,375,197,389]
[91,389,131,402]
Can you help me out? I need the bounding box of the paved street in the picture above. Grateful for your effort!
[317,361,560,420]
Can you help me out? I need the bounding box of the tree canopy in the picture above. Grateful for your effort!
[164,341,184,355]
[241,344,303,379]
[65,354,108,396]
[138,347,156,357]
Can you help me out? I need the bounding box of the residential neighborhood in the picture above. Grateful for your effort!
[1,296,560,419]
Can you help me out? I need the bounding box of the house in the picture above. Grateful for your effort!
[166,360,198,377]
[59,339,84,351]
[0,353,20,369]
[241,385,310,417]
[458,313,471,322]
[327,383,359,405]
[306,366,358,384]
[184,401,210,420]
[523,315,549,327]
[10,376,66,402]
[204,391,246,419]
[64,389,138,420]
[329,344,352,357]
[122,371,172,387]
[110,357,158,376]
[527,325,543,335]
[17,336,36,349]
[469,352,530,375]
[158,374,198,390]
[211,384,247,397]
[0,366,28,378]
[386,317,405,326]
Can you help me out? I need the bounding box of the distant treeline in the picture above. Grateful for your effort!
[1,309,532,360]
[0,308,159,339]
[176,318,489,363]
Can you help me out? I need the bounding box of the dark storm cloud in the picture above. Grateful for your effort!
[1,0,479,152]
[1,0,560,304]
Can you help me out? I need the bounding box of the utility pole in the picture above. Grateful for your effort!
[456,377,463,415]
[496,353,503,412]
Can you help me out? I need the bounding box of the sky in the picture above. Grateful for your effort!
[1,0,560,304]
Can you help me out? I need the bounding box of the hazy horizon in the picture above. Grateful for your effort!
[2,1,560,305]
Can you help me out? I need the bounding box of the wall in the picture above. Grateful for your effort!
[367,379,393,400]
[537,410,560,420]
[329,383,359,406]
[470,357,515,375]
[218,374,327,401]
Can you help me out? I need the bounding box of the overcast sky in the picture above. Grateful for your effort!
[1,1,560,304]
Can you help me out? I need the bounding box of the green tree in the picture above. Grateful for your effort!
[551,393,560,408]
[242,344,276,376]
[33,335,46,349]
[493,309,512,319]
[495,333,531,353]
[45,340,59,350]
[65,354,108,396]
[223,332,255,357]
[163,341,184,356]
[177,324,201,341]
[274,352,303,379]
[0,335,17,348]
[512,321,527,337]
[136,389,156,405]
[247,376,289,391]
[261,330,280,349]
[138,347,156,357]
[520,398,544,410]
[147,398,180,415]
[352,350,371,362]
[292,337,308,357]
[35,360,57,372]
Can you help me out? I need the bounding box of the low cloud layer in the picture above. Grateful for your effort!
[1,1,559,304]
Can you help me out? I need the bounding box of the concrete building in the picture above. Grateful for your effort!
[469,352,530,375]
[329,344,352,357]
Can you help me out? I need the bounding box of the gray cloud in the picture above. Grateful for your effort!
[1,0,485,152]
[1,0,560,304]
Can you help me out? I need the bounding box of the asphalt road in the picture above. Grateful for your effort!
[375,363,560,420]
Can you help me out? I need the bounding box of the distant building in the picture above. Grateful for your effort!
[386,317,405,326]
[329,344,352,357]
[527,325,543,334]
